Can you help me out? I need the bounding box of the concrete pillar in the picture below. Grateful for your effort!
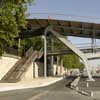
[56,56,59,76]
[60,58,63,75]
[53,65,57,76]
[33,62,39,78]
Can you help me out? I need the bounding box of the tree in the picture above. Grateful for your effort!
[63,54,83,69]
[19,36,43,56]
[0,0,34,56]
[54,36,68,51]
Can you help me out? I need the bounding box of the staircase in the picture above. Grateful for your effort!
[1,48,43,83]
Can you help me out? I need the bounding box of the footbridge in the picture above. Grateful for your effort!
[47,46,100,60]
[18,16,100,81]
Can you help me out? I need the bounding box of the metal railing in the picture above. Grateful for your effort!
[25,47,33,58]
[27,12,100,23]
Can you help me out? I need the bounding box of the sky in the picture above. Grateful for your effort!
[27,0,100,67]
[28,0,100,23]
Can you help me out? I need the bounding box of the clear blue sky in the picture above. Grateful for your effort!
[28,0,100,67]
[29,0,100,15]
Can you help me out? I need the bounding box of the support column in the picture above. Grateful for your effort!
[60,57,63,76]
[44,34,47,77]
[57,56,60,76]
[51,35,54,76]
[91,31,96,53]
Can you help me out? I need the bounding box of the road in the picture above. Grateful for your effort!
[0,79,98,100]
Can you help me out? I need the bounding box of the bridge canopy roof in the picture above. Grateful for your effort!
[21,19,100,39]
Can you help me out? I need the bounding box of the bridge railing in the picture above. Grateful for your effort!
[77,44,100,53]
[27,12,100,23]
[47,45,100,55]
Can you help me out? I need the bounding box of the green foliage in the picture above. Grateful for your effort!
[54,36,67,50]
[18,37,43,56]
[63,54,83,69]
[0,0,34,56]
[0,3,18,54]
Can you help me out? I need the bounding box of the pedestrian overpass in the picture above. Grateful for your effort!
[19,18,100,81]
[48,51,100,60]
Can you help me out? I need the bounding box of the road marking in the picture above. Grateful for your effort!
[28,91,49,100]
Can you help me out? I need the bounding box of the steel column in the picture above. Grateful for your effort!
[43,34,47,77]
[43,28,48,77]
[91,31,96,53]
[51,35,54,75]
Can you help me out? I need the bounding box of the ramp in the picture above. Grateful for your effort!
[46,27,93,81]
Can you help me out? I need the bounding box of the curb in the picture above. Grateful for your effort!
[0,77,63,92]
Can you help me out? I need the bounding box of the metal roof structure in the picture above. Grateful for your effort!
[20,19,100,39]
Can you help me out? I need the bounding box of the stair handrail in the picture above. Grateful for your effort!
[25,47,33,58]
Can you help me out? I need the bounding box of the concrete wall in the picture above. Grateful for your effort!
[22,62,34,80]
[0,56,18,80]
[22,62,42,81]
[33,63,39,78]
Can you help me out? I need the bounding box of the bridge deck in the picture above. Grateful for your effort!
[21,19,100,39]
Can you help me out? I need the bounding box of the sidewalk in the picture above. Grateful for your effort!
[0,77,63,92]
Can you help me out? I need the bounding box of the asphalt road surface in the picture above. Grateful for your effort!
[0,78,99,100]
